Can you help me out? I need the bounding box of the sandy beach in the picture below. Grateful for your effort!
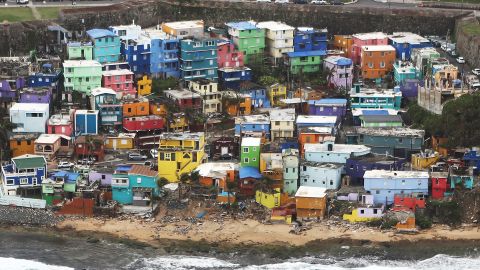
[57,217,480,247]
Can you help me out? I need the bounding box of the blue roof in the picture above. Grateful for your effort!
[287,50,326,57]
[309,98,347,106]
[115,165,132,172]
[53,171,81,183]
[239,166,262,179]
[87,29,117,39]
[225,21,258,31]
[337,58,352,66]
[361,110,390,116]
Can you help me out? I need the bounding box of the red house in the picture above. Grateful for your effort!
[47,111,74,137]
[164,89,202,110]
[75,135,105,161]
[392,194,426,211]
[123,115,165,132]
[102,69,136,98]
[217,40,244,68]
[431,172,449,200]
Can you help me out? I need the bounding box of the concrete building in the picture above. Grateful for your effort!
[296,115,338,129]
[300,161,343,190]
[121,35,151,75]
[349,83,402,110]
[164,89,202,110]
[67,41,93,60]
[74,110,99,135]
[161,20,205,39]
[240,137,262,169]
[10,103,50,133]
[308,98,347,119]
[304,141,371,164]
[256,21,294,64]
[388,32,431,60]
[270,108,296,141]
[295,186,327,219]
[235,114,271,139]
[187,79,222,114]
[86,29,121,63]
[217,40,244,69]
[63,60,103,95]
[393,61,416,85]
[282,148,299,195]
[323,56,353,89]
[351,32,388,65]
[360,45,396,80]
[180,37,218,81]
[145,29,180,78]
[102,69,136,98]
[225,21,266,64]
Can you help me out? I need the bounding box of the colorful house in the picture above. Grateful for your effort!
[333,35,353,58]
[121,36,151,75]
[323,56,353,89]
[267,83,287,106]
[225,21,266,64]
[0,79,18,102]
[363,170,429,205]
[285,50,326,74]
[161,20,205,39]
[1,154,47,196]
[90,87,123,127]
[88,168,113,186]
[351,32,388,65]
[48,112,74,137]
[295,186,327,219]
[393,61,416,85]
[238,166,262,196]
[63,60,103,95]
[86,29,121,63]
[430,172,448,200]
[217,67,252,90]
[296,115,338,129]
[157,132,206,182]
[240,137,261,169]
[148,97,168,117]
[300,161,343,190]
[26,64,61,90]
[256,21,294,64]
[235,114,270,139]
[304,141,371,164]
[105,133,136,150]
[137,75,152,96]
[349,83,402,110]
[388,32,431,60]
[102,69,136,98]
[308,98,347,119]
[145,29,180,78]
[196,162,237,188]
[211,137,239,161]
[360,45,396,80]
[19,87,52,105]
[10,102,50,133]
[123,115,164,132]
[122,97,150,117]
[164,89,202,110]
[239,82,270,108]
[294,27,327,52]
[298,127,334,157]
[112,165,159,206]
[282,148,299,195]
[187,79,222,114]
[34,134,71,161]
[343,203,384,223]
[74,110,99,135]
[345,154,406,186]
[270,108,296,141]
[255,188,289,209]
[450,169,474,190]
[67,41,93,60]
[180,37,218,81]
[217,40,244,69]
[74,135,105,161]
[411,151,440,170]
[411,47,440,80]
[259,153,283,188]
[222,91,252,116]
[393,194,426,211]
[9,134,37,158]
[359,114,403,128]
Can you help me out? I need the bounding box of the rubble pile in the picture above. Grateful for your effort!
[0,205,61,227]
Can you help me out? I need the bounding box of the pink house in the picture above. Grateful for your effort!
[47,111,74,137]
[351,32,388,65]
[102,69,136,98]
[217,40,244,69]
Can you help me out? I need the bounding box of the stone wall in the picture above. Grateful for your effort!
[455,17,480,68]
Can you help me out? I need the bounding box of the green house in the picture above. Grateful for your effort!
[285,50,325,74]
[226,21,266,64]
[67,42,93,60]
[240,137,261,168]
[63,60,102,95]
[360,115,403,128]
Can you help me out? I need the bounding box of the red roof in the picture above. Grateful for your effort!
[129,165,158,177]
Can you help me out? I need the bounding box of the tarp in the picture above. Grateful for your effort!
[239,166,262,179]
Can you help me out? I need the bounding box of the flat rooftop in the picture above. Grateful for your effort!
[256,21,294,31]
[225,21,259,31]
[352,32,388,41]
[164,89,201,99]
[10,102,49,112]
[63,60,102,68]
[347,127,425,138]
[270,108,296,121]
[235,114,270,124]
[304,143,371,154]
[361,45,396,52]
[364,170,429,179]
[295,186,327,198]
[159,132,204,141]
[102,69,134,76]
[388,32,430,44]
[296,115,337,125]
[242,137,262,147]
[300,160,344,169]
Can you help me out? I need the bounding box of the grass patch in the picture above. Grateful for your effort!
[460,21,480,36]
[0,7,34,23]
[37,7,61,20]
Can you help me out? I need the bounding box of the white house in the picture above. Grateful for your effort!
[270,108,296,140]
[256,21,294,60]
[10,103,50,133]
[304,141,371,164]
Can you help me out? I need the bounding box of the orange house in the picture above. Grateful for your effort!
[360,45,396,79]
[432,135,449,157]
[196,162,237,188]
[333,35,353,58]
[223,91,252,116]
[295,186,327,219]
[9,134,37,158]
[123,97,150,117]
[298,127,334,156]
[149,100,168,117]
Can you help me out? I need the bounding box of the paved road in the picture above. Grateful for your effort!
[1,0,123,7]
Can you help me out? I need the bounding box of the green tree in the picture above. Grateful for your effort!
[255,175,276,193]
[258,75,279,87]
[152,77,179,94]
[226,179,238,209]
[0,107,16,161]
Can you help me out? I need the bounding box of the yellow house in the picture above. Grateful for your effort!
[255,188,288,209]
[169,113,189,132]
[267,83,287,107]
[343,206,384,223]
[104,133,135,150]
[9,133,37,158]
[158,132,205,182]
[411,151,440,170]
[137,75,152,96]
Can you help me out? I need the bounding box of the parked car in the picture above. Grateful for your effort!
[456,57,466,64]
[57,161,75,169]
[150,149,158,159]
[78,158,95,165]
[128,153,148,161]
[256,0,271,2]
[275,0,289,3]
[294,0,308,4]
[449,50,457,57]
[311,0,328,4]
[330,0,344,5]
[472,68,480,76]
[16,0,29,4]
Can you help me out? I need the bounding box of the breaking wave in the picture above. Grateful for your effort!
[0,257,74,270]
[127,254,480,270]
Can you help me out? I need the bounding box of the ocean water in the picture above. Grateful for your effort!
[2,254,480,270]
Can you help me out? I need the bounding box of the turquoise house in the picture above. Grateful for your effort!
[349,83,402,110]
[450,174,474,190]
[112,165,159,206]
[393,62,416,85]
[86,29,121,64]
[180,37,218,81]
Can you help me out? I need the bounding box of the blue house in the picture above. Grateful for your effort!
[296,115,338,129]
[26,63,61,94]
[364,170,429,205]
[308,98,347,118]
[349,83,402,110]
[346,154,406,185]
[234,114,270,139]
[112,165,159,205]
[146,30,180,78]
[294,27,328,52]
[351,108,399,126]
[304,141,371,165]
[239,82,270,108]
[121,37,151,75]
[180,37,218,81]
[74,110,99,135]
[388,32,431,60]
[90,87,122,127]
[218,67,252,90]
[1,154,47,196]
[0,79,19,102]
[86,29,121,63]
[300,160,343,190]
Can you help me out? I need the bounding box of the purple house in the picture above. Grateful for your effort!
[345,154,406,185]
[323,56,353,89]
[19,87,52,104]
[88,168,113,186]
[0,80,18,102]
[308,98,347,119]
[400,79,421,99]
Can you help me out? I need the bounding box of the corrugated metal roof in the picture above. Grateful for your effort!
[129,165,158,177]
[12,155,46,169]
[87,29,117,39]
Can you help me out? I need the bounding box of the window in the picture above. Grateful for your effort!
[373,209,378,214]
[20,178,28,185]
[360,209,365,214]
[243,147,249,153]
[330,180,333,186]
[368,62,373,68]
[285,168,289,173]
[253,147,257,151]
[244,157,249,163]
[26,113,44,118]
[376,190,380,194]
[380,61,385,68]
[137,177,142,184]
[6,179,14,185]
[165,153,171,160]
[303,166,307,171]
[275,121,280,126]
[252,158,256,162]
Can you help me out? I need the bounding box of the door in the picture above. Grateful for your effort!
[221,146,228,155]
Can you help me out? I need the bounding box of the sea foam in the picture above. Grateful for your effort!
[0,257,73,270]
